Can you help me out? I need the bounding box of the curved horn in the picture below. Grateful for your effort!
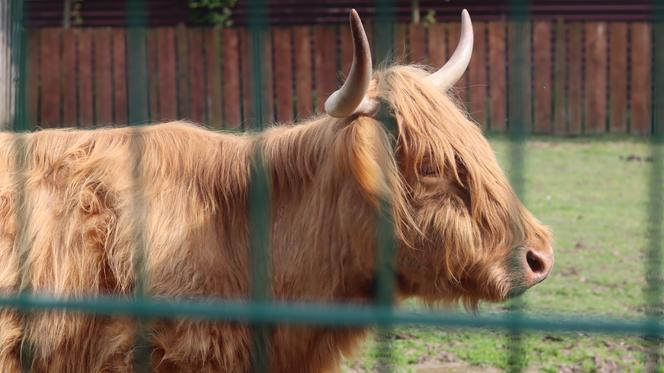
[324,9,373,118]
[427,9,474,91]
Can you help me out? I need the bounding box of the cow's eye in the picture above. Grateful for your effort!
[419,161,439,176]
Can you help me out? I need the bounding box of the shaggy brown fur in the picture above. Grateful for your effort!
[0,65,552,372]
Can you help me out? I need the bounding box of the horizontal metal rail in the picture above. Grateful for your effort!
[1,294,663,336]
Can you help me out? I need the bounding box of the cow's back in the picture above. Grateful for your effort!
[0,122,257,372]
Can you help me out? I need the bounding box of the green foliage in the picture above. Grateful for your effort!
[422,10,436,27]
[188,0,237,27]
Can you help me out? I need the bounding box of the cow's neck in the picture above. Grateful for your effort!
[252,115,389,304]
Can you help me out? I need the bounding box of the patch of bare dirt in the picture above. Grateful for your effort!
[411,350,499,373]
[620,154,653,162]
[560,267,580,277]
[414,362,499,373]
[542,334,564,342]
[553,357,620,373]
[573,241,587,251]
[531,142,560,148]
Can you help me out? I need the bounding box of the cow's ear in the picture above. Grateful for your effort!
[344,116,397,205]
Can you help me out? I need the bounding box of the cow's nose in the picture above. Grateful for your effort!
[524,248,553,286]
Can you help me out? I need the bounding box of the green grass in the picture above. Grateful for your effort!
[343,136,664,372]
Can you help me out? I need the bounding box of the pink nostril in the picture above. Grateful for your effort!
[525,249,552,283]
[526,250,545,274]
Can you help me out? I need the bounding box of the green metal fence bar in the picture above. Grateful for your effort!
[507,0,530,371]
[7,1,35,371]
[647,0,664,368]
[1,294,664,335]
[374,0,398,369]
[126,1,151,371]
[127,1,149,125]
[9,2,26,133]
[374,101,398,373]
[375,0,396,64]
[248,150,271,373]
[247,0,271,371]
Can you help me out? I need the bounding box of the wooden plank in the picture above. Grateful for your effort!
[240,28,253,128]
[26,30,40,127]
[175,24,190,121]
[222,28,241,128]
[339,23,353,74]
[189,29,205,124]
[313,26,338,112]
[61,30,77,127]
[147,29,159,122]
[293,26,313,120]
[112,29,127,125]
[428,23,447,71]
[552,19,568,135]
[488,21,506,131]
[467,21,487,128]
[78,29,93,127]
[533,21,553,134]
[273,27,293,123]
[157,27,177,121]
[567,22,584,135]
[608,22,628,133]
[94,28,113,126]
[261,29,274,124]
[630,22,651,135]
[584,22,608,134]
[409,24,426,63]
[238,29,274,127]
[40,28,61,128]
[205,28,222,128]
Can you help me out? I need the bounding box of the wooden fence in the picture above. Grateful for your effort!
[26,20,654,134]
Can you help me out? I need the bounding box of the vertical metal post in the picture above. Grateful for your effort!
[127,1,150,371]
[248,0,267,131]
[127,0,149,125]
[374,0,397,367]
[8,1,35,371]
[9,0,25,132]
[645,0,664,369]
[247,1,271,372]
[0,0,15,130]
[507,0,530,371]
[374,100,398,373]
[375,0,395,66]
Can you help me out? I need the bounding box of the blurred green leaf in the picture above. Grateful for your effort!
[188,0,237,27]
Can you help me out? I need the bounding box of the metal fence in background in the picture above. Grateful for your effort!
[1,0,663,372]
